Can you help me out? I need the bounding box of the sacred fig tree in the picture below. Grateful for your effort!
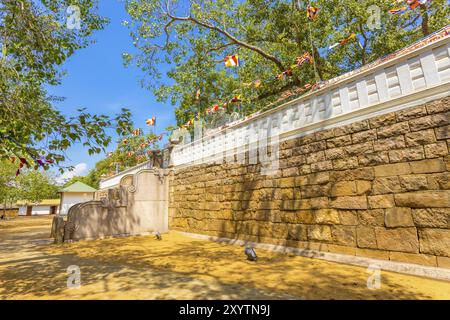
[0,0,134,173]
[123,0,450,125]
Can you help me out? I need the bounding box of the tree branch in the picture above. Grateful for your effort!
[164,1,286,71]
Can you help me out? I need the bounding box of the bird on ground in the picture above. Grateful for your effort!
[244,245,258,261]
[154,231,162,241]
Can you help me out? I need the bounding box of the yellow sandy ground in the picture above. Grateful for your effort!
[1,216,449,300]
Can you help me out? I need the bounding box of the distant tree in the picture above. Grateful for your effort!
[0,0,133,173]
[0,159,19,217]
[16,170,60,203]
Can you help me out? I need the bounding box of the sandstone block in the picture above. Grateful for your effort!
[377,122,410,139]
[368,194,395,209]
[369,112,396,128]
[419,228,450,257]
[389,252,437,267]
[394,191,450,208]
[345,141,374,155]
[435,125,450,140]
[308,225,332,242]
[405,129,436,146]
[358,152,390,166]
[409,112,450,131]
[311,161,333,173]
[355,248,390,260]
[388,146,425,163]
[352,129,377,144]
[327,135,352,148]
[399,175,428,191]
[425,98,450,114]
[410,158,446,173]
[437,256,450,268]
[315,129,335,141]
[373,136,406,152]
[358,209,385,226]
[411,208,450,228]
[424,142,448,158]
[375,227,419,253]
[338,210,359,225]
[325,147,347,160]
[287,224,308,241]
[314,209,340,224]
[372,177,401,194]
[331,196,368,209]
[331,168,375,181]
[332,157,359,170]
[385,207,414,227]
[396,106,427,121]
[356,226,377,249]
[331,226,357,246]
[327,244,357,256]
[374,163,411,177]
[330,181,357,197]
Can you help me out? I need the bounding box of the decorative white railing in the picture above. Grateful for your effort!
[99,160,153,189]
[171,27,450,168]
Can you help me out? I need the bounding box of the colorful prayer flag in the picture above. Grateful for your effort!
[328,33,356,50]
[224,54,239,67]
[389,7,407,14]
[146,117,156,126]
[307,5,320,21]
[296,52,314,66]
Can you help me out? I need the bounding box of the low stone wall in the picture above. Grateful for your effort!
[169,97,450,268]
[59,169,169,242]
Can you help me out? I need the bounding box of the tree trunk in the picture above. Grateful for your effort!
[420,4,429,36]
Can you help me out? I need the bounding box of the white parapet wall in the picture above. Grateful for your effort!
[171,27,450,168]
[99,161,153,190]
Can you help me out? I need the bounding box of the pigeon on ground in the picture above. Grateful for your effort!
[154,231,162,241]
[244,245,258,261]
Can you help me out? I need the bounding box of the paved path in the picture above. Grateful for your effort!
[0,216,449,299]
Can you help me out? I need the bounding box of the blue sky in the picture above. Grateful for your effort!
[48,0,175,179]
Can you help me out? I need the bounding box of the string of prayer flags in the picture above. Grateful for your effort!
[132,128,141,137]
[275,69,293,81]
[407,0,420,9]
[307,5,320,21]
[243,79,262,88]
[14,157,29,176]
[230,95,241,103]
[224,54,239,67]
[296,52,314,66]
[328,33,356,50]
[389,7,407,14]
[146,117,156,126]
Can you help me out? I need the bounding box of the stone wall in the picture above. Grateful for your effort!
[169,97,450,268]
[59,169,169,242]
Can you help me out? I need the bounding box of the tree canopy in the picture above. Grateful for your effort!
[0,159,59,208]
[123,0,450,126]
[0,0,134,174]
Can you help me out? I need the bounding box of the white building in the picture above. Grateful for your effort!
[18,199,60,216]
[58,181,97,215]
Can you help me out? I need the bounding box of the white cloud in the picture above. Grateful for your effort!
[56,163,88,185]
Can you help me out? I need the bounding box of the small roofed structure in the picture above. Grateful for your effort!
[18,199,60,216]
[58,182,97,215]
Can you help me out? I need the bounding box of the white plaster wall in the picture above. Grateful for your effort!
[18,205,54,215]
[60,192,95,215]
[18,206,27,216]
